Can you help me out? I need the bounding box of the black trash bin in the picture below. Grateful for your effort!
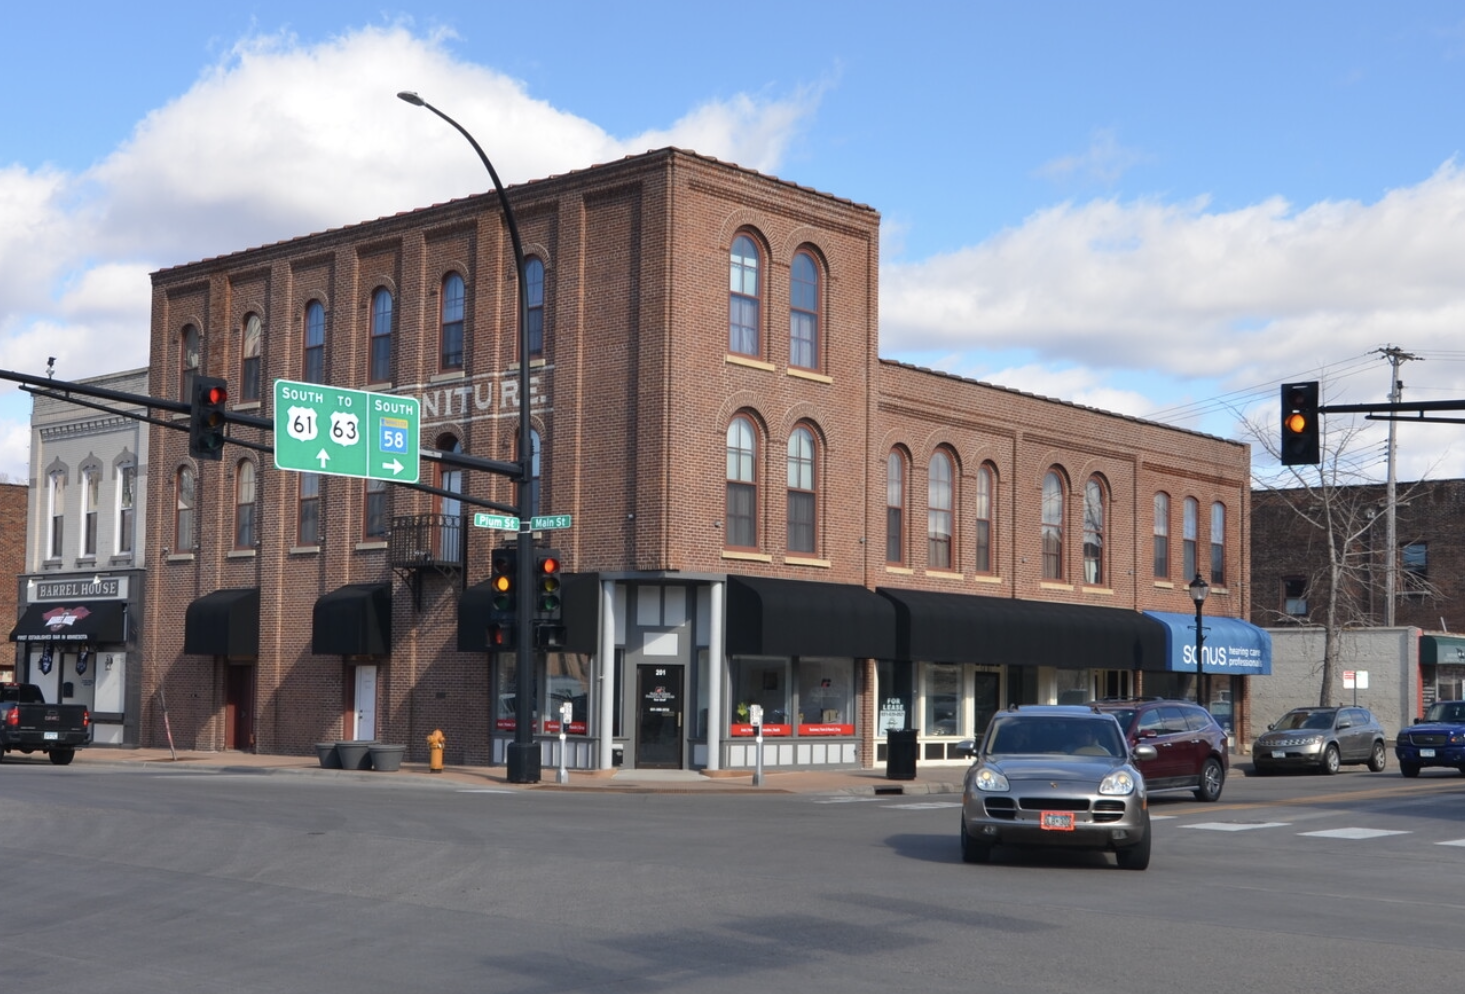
[886,729,917,781]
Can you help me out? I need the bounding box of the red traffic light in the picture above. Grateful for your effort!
[202,384,227,406]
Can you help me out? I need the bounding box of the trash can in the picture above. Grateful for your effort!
[886,729,917,781]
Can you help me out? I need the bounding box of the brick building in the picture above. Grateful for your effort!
[1251,479,1465,706]
[142,148,1266,772]
[1,480,26,681]
[7,369,149,742]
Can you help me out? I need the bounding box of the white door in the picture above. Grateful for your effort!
[353,665,377,741]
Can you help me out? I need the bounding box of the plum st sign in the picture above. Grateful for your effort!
[273,379,420,483]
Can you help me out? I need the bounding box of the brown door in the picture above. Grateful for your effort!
[224,664,255,751]
[635,665,683,769]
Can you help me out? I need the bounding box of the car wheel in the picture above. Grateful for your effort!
[1319,744,1341,775]
[1115,815,1151,871]
[48,748,75,766]
[1367,741,1387,773]
[1400,762,1421,778]
[1194,758,1225,802]
[960,817,991,865]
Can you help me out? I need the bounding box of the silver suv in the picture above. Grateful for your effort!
[958,705,1158,870]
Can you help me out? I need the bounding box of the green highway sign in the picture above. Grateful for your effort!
[273,379,420,483]
[531,514,573,530]
[473,513,520,530]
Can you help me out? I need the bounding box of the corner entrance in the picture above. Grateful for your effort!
[635,664,683,769]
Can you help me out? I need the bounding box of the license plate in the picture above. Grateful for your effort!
[1421,748,1436,758]
[1040,811,1075,831]
[43,731,59,740]
[1271,750,1286,759]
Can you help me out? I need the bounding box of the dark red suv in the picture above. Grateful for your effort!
[1088,699,1229,802]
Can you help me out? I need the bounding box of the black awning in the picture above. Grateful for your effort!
[877,588,1167,669]
[458,572,600,653]
[312,583,391,656]
[184,588,260,657]
[9,600,127,643]
[727,577,895,659]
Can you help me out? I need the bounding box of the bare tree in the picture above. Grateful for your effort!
[1241,402,1441,707]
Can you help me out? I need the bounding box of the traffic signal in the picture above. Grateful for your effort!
[1280,381,1320,466]
[535,549,562,619]
[486,622,515,650]
[189,376,229,460]
[489,548,518,617]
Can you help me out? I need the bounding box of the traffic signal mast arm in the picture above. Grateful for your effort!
[1318,398,1465,425]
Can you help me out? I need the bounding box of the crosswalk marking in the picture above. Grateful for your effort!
[1299,827,1410,840]
[1183,821,1292,831]
[1436,839,1465,847]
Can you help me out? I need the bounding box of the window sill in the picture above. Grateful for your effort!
[972,574,1002,584]
[1039,581,1073,591]
[786,368,832,384]
[429,371,465,383]
[1153,580,1175,589]
[366,381,393,392]
[109,555,134,565]
[722,550,773,563]
[234,401,261,412]
[290,545,321,556]
[1082,586,1115,596]
[926,570,964,581]
[166,553,195,563]
[785,555,831,568]
[884,565,914,575]
[75,556,97,567]
[725,354,775,372]
[505,359,549,371]
[227,549,257,559]
[355,541,388,551]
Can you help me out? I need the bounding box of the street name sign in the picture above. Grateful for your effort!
[473,513,520,530]
[531,514,573,530]
[273,379,420,483]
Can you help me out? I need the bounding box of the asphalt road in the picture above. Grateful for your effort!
[3,761,1464,993]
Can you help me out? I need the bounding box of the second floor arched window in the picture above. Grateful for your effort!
[1042,471,1064,580]
[726,416,758,548]
[235,460,257,549]
[176,467,195,551]
[886,450,905,564]
[975,464,995,574]
[928,451,954,570]
[787,425,817,554]
[1210,502,1226,586]
[240,313,262,402]
[729,234,761,357]
[790,251,820,370]
[1083,477,1105,585]
[1183,497,1199,580]
[525,258,545,359]
[1153,492,1170,579]
[303,301,326,383]
[369,288,393,383]
[180,324,200,401]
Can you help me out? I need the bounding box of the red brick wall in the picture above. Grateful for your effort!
[0,482,26,677]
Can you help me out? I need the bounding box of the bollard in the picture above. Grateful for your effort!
[426,728,446,773]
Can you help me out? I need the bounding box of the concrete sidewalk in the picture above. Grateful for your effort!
[61,746,966,796]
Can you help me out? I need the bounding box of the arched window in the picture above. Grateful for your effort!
[928,451,954,570]
[364,478,387,541]
[180,324,200,401]
[47,470,66,559]
[235,460,256,549]
[729,234,761,356]
[82,469,100,557]
[1153,492,1170,579]
[725,416,758,548]
[116,463,136,556]
[1083,477,1105,585]
[240,313,262,402]
[440,272,465,371]
[790,250,820,370]
[298,473,321,546]
[886,450,905,564]
[176,467,195,551]
[975,464,995,574]
[525,258,545,359]
[787,425,817,554]
[436,436,462,563]
[1182,497,1199,580]
[369,288,393,384]
[1042,471,1064,580]
[303,301,326,383]
[1210,502,1226,586]
[527,428,542,518]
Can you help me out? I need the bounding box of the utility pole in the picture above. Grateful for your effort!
[1376,345,1419,627]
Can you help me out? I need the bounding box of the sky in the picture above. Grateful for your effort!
[2,2,1464,486]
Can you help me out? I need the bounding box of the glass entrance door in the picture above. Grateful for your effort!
[635,664,683,769]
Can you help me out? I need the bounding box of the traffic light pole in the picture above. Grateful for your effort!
[398,91,542,783]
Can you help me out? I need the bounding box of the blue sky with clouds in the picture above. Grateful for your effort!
[3,2,1464,483]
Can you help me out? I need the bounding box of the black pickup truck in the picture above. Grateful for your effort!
[0,682,91,765]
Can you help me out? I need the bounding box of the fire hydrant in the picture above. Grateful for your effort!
[426,729,446,773]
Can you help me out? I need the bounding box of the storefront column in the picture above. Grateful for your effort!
[706,580,724,771]
[598,578,616,770]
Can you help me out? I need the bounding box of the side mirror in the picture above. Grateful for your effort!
[1415,717,1423,725]
[1133,744,1158,761]
[955,739,977,758]
[1267,723,1276,731]
[1337,720,1352,730]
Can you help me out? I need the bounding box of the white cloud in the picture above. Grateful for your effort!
[1037,128,1150,186]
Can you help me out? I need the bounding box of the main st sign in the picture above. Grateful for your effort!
[273,379,421,483]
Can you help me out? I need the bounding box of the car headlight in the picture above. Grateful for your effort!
[1450,733,1465,746]
[973,767,1009,792]
[1099,769,1138,796]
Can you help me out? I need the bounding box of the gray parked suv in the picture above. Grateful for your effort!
[958,705,1158,870]
[1252,706,1388,776]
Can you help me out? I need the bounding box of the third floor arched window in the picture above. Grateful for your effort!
[441,273,465,371]
[729,234,761,357]
[790,250,820,370]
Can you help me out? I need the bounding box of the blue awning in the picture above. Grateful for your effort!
[1144,611,1272,675]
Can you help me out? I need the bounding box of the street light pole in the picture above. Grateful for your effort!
[398,91,540,783]
[1189,573,1209,708]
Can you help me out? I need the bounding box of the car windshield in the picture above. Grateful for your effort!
[1274,710,1336,731]
[1423,702,1465,723]
[985,717,1124,758]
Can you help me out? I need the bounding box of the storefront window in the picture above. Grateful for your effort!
[1055,668,1091,705]
[796,658,853,734]
[923,663,960,736]
[546,652,591,733]
[730,656,791,735]
[494,652,521,732]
